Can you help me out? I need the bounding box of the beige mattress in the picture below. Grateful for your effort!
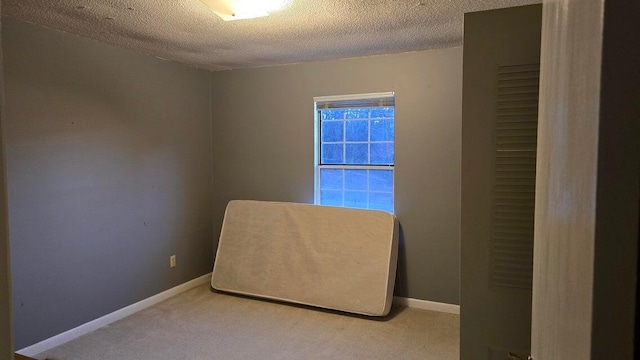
[211,200,399,316]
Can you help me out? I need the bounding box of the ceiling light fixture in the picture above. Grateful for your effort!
[199,0,290,21]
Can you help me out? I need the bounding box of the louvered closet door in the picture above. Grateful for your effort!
[461,5,542,360]
[492,64,539,291]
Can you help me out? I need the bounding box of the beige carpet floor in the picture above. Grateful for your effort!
[36,284,459,360]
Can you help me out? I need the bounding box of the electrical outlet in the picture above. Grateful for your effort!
[170,255,176,268]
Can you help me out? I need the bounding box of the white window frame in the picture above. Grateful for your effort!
[313,92,395,212]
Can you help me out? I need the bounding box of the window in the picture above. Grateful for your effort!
[314,92,395,213]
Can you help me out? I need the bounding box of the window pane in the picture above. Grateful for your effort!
[321,121,344,142]
[370,143,394,164]
[321,144,343,164]
[370,107,394,119]
[320,169,343,190]
[345,108,369,119]
[344,169,367,190]
[369,192,393,212]
[370,108,385,119]
[345,144,368,164]
[370,119,394,141]
[321,190,343,206]
[369,170,393,192]
[345,120,368,141]
[344,191,367,209]
[321,109,345,120]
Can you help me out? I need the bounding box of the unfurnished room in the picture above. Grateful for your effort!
[0,1,638,360]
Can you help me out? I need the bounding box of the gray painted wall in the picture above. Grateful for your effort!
[210,48,462,304]
[2,17,214,349]
[0,5,15,359]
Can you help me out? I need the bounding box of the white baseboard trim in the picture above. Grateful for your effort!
[393,296,460,314]
[17,273,212,357]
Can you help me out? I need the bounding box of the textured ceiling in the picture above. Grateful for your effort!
[2,0,541,71]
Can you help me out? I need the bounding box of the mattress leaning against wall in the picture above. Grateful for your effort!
[211,200,399,316]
